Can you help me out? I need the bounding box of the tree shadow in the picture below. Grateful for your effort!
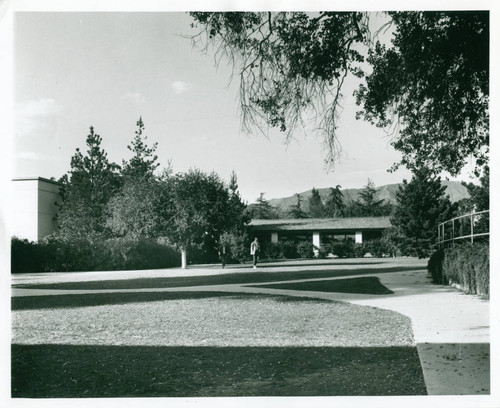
[12,292,334,311]
[12,344,427,398]
[14,266,425,290]
[249,277,394,295]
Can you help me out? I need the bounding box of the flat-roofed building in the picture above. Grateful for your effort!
[248,217,392,254]
[11,177,62,241]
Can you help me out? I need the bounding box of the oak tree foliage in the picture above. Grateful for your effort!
[189,11,489,176]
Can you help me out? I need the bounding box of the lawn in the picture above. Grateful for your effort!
[11,261,428,397]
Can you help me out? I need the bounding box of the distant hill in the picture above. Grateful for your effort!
[267,181,470,212]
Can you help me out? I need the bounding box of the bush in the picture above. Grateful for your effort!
[220,231,249,264]
[428,242,489,297]
[331,241,365,258]
[296,241,315,259]
[281,240,298,259]
[263,241,283,260]
[427,248,445,284]
[316,245,330,259]
[11,237,46,273]
[11,236,181,273]
[442,242,489,296]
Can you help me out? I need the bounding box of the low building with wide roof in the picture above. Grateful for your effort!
[248,217,392,253]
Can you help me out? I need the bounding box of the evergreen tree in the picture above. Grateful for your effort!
[308,188,325,218]
[288,193,308,219]
[356,179,386,216]
[122,117,159,180]
[247,193,278,219]
[106,118,163,239]
[391,168,457,258]
[227,171,250,229]
[55,126,120,239]
[324,185,345,217]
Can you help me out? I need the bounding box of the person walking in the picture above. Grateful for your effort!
[250,237,260,269]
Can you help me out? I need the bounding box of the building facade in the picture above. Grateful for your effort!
[11,177,62,241]
[248,217,392,254]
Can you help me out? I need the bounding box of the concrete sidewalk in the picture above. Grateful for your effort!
[11,261,491,395]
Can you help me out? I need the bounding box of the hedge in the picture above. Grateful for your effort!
[11,236,181,273]
[427,242,489,297]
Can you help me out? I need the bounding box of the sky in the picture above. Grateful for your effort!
[8,8,491,204]
[8,10,424,204]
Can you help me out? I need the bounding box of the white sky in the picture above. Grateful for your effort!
[9,11,424,204]
[6,4,496,207]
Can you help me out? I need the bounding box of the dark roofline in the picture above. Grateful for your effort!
[12,177,63,186]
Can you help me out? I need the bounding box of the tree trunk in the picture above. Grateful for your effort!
[181,248,187,269]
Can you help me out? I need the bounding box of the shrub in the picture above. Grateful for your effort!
[11,237,46,273]
[331,241,365,258]
[11,236,181,273]
[220,231,249,264]
[263,241,283,260]
[443,242,489,296]
[296,241,315,259]
[316,245,330,259]
[427,248,445,284]
[281,239,298,259]
[428,242,489,297]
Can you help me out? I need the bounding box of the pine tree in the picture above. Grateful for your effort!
[288,193,308,219]
[247,193,278,219]
[308,187,325,218]
[55,126,121,239]
[122,117,159,180]
[356,179,386,216]
[391,168,457,257]
[324,185,345,217]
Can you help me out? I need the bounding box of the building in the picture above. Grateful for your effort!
[248,217,392,253]
[11,177,62,241]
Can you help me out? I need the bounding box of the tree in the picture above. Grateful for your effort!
[391,167,457,258]
[324,185,345,217]
[121,117,160,180]
[106,119,164,239]
[356,179,386,216]
[288,193,308,219]
[355,11,489,176]
[55,126,121,239]
[307,188,325,218]
[163,168,233,268]
[190,11,488,175]
[247,192,279,219]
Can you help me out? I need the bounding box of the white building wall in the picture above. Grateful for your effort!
[37,180,61,240]
[11,178,61,241]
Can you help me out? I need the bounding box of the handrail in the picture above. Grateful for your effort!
[437,210,489,246]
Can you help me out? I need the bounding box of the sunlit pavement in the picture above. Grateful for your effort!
[11,257,491,395]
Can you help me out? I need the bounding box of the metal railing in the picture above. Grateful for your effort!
[437,210,489,247]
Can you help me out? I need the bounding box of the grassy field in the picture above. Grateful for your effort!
[11,261,428,397]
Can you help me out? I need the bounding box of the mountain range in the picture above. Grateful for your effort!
[267,181,470,211]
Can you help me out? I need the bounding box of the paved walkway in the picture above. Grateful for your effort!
[11,259,491,395]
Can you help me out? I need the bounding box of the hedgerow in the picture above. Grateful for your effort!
[11,236,181,273]
[427,242,489,297]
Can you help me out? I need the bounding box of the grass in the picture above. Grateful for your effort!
[13,265,423,290]
[11,259,428,397]
[250,277,394,295]
[12,344,427,397]
[12,295,414,347]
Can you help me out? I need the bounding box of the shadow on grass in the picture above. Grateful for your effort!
[14,266,425,290]
[249,277,394,295]
[12,343,427,398]
[12,292,333,311]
